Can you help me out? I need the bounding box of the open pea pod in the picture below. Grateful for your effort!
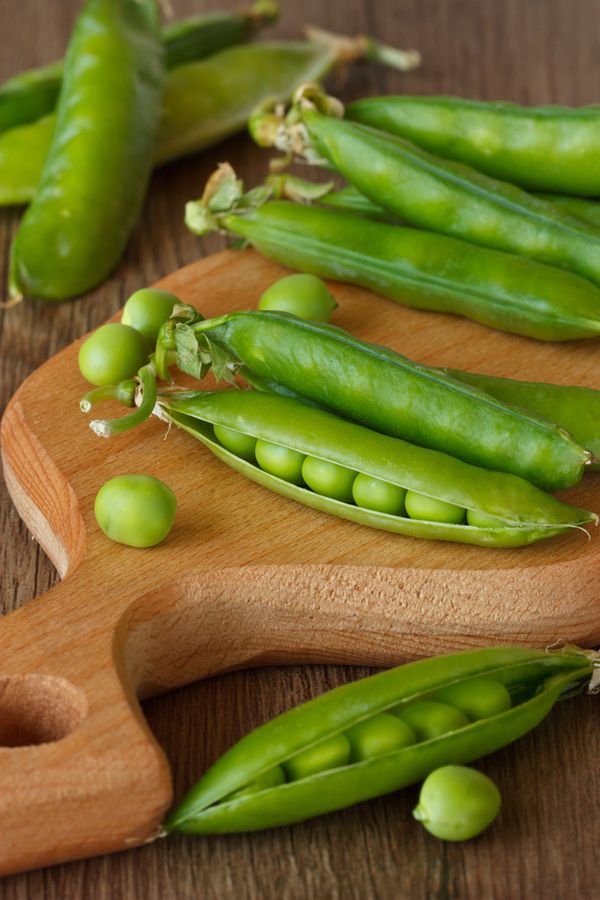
[166,301,592,490]
[166,646,596,833]
[158,389,595,548]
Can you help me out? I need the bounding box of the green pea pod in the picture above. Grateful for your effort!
[0,115,55,206]
[166,646,596,833]
[0,2,278,134]
[253,87,600,288]
[345,95,600,197]
[189,176,600,342]
[155,389,595,547]
[536,194,600,230]
[167,262,592,489]
[8,0,164,302]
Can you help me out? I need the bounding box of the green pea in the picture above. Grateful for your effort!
[413,765,501,841]
[225,765,286,802]
[346,713,416,762]
[352,473,406,515]
[302,456,357,503]
[284,733,351,781]
[258,273,337,322]
[121,288,180,343]
[433,678,512,721]
[466,508,506,528]
[404,491,466,525]
[78,323,149,387]
[94,474,177,548]
[214,424,257,462]
[255,439,305,484]
[394,701,469,741]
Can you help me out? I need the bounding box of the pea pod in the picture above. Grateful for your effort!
[252,87,600,288]
[166,646,597,833]
[0,33,418,209]
[0,2,278,135]
[345,95,600,197]
[148,389,595,548]
[9,0,164,301]
[188,171,600,342]
[165,289,591,490]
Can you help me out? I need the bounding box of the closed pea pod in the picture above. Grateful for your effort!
[187,167,600,343]
[165,646,597,834]
[345,95,600,197]
[144,389,596,548]
[165,303,592,490]
[251,87,600,289]
[9,0,164,301]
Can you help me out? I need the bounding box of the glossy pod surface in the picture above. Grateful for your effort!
[178,309,590,490]
[9,0,164,301]
[288,104,600,288]
[166,647,594,833]
[346,96,600,197]
[161,390,594,547]
[219,200,600,341]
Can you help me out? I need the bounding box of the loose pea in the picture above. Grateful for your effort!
[433,678,512,721]
[302,456,357,503]
[405,491,466,525]
[78,323,149,387]
[121,288,180,344]
[94,474,177,548]
[352,473,406,515]
[214,424,257,462]
[225,765,286,802]
[255,439,305,484]
[258,273,337,322]
[346,713,416,762]
[466,508,506,528]
[394,701,469,741]
[284,733,351,781]
[413,765,501,841]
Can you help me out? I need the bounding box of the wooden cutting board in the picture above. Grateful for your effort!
[2,248,600,876]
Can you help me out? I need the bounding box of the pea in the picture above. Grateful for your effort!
[394,701,469,741]
[302,456,357,503]
[121,288,180,343]
[346,713,416,762]
[255,440,305,484]
[94,474,177,548]
[258,273,337,322]
[284,733,351,781]
[466,508,506,528]
[404,491,466,525]
[352,473,406,515]
[78,323,149,387]
[433,678,512,721]
[225,765,286,802]
[413,765,501,841]
[214,425,257,462]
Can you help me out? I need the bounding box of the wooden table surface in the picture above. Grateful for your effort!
[1,1,599,897]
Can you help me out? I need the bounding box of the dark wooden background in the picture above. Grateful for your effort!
[1,1,599,897]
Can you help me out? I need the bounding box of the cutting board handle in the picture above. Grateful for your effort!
[0,562,416,876]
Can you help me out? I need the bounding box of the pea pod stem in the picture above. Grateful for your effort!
[79,380,137,413]
[166,646,597,833]
[87,364,158,438]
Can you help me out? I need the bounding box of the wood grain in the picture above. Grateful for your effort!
[1,0,600,897]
